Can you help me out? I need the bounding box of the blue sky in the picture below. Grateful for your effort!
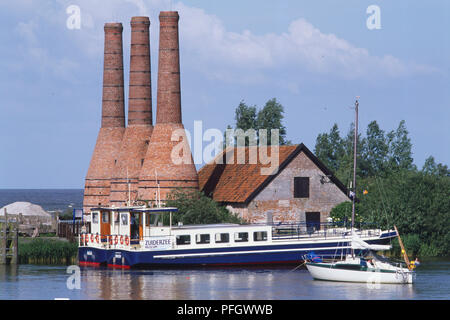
[0,0,449,188]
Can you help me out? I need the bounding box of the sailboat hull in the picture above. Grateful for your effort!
[306,262,415,284]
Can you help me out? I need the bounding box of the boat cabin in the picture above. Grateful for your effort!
[85,206,176,246]
[81,206,273,251]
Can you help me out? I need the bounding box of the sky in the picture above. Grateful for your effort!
[0,0,449,188]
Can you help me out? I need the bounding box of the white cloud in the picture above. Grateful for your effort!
[5,0,438,85]
[174,2,437,83]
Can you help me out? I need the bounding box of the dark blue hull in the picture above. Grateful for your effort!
[79,231,396,269]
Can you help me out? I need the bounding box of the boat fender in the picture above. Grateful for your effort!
[90,234,94,243]
[95,233,99,243]
[120,235,124,245]
[80,234,84,243]
[109,236,113,245]
[114,235,118,245]
[125,236,130,246]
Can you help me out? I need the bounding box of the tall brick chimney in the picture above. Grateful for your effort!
[83,23,126,212]
[138,11,198,204]
[110,17,154,206]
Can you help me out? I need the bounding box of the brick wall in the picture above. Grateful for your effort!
[226,151,349,223]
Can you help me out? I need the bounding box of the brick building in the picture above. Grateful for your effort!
[198,144,350,225]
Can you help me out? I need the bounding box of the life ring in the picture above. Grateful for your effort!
[90,234,94,243]
[114,235,118,245]
[95,233,99,243]
[125,236,130,246]
[120,235,124,245]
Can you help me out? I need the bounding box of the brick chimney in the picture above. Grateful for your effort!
[83,23,126,212]
[138,11,198,204]
[110,17,154,206]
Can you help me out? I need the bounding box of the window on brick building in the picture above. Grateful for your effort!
[294,177,309,198]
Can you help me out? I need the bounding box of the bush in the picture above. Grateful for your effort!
[330,201,364,226]
[165,189,243,225]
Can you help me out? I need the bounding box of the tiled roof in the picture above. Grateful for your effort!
[198,144,349,204]
[198,145,297,203]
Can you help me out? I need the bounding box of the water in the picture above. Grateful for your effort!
[0,259,448,300]
[0,189,448,300]
[0,189,83,212]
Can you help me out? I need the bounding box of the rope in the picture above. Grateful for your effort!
[375,175,392,228]
[289,261,306,272]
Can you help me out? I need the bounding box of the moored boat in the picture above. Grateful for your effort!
[78,205,396,269]
[304,98,416,284]
[305,253,415,284]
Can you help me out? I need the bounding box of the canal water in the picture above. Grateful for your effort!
[0,259,448,300]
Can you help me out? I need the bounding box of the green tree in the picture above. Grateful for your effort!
[363,120,389,176]
[235,100,257,132]
[314,123,344,174]
[165,189,243,225]
[256,98,289,145]
[387,120,415,171]
[422,156,450,177]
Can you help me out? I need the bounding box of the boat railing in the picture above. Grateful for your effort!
[271,222,382,240]
[79,233,137,249]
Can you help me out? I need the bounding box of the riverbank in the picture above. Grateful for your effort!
[18,237,78,265]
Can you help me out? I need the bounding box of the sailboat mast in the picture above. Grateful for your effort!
[351,99,359,232]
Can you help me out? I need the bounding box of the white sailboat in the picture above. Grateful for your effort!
[304,98,416,284]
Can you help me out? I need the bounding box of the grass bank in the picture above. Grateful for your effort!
[18,237,78,265]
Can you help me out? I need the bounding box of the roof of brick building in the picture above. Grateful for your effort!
[198,143,349,204]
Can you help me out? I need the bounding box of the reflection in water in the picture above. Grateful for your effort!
[0,261,448,300]
[77,267,418,300]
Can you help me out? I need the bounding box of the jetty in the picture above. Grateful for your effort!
[0,208,19,265]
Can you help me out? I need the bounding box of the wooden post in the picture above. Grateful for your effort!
[11,218,19,264]
[1,208,7,264]
[394,225,411,270]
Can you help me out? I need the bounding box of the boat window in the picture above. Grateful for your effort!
[196,234,210,244]
[234,232,248,242]
[121,213,128,226]
[114,212,120,224]
[147,213,160,226]
[215,233,229,243]
[101,212,109,223]
[176,235,191,245]
[253,231,268,241]
[92,212,99,224]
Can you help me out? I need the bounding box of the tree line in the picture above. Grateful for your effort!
[315,120,450,257]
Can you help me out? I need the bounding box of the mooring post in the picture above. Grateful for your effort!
[1,208,7,264]
[11,217,18,264]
